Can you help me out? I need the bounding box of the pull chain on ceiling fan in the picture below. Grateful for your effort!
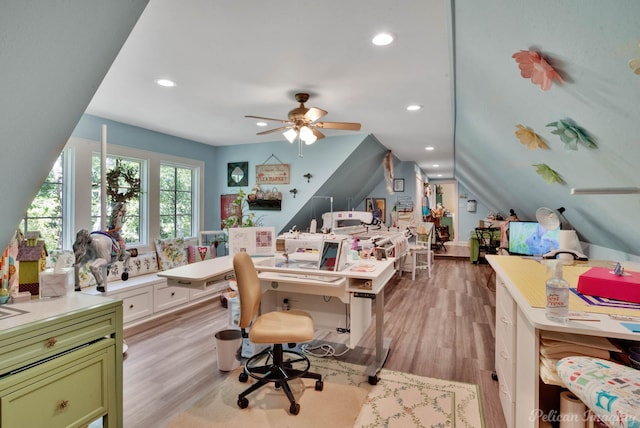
[245,93,361,155]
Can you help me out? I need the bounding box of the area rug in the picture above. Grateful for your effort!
[165,356,485,427]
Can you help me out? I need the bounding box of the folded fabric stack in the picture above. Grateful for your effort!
[539,331,621,386]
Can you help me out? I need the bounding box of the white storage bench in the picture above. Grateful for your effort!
[49,237,231,330]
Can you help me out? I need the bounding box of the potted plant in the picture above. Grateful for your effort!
[222,189,264,229]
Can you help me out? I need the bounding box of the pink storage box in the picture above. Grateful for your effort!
[577,267,640,304]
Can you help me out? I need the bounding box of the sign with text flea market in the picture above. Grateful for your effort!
[256,164,290,184]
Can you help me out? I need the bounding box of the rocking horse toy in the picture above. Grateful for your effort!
[73,201,131,292]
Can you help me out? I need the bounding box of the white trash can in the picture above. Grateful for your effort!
[214,329,243,371]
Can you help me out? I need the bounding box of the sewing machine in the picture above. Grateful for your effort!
[321,211,377,234]
[276,232,348,266]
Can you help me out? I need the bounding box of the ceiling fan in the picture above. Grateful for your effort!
[245,93,361,145]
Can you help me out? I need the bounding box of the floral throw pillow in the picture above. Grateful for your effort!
[154,238,187,271]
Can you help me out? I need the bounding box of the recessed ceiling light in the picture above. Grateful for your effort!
[425,146,435,151]
[372,32,394,46]
[433,164,439,168]
[406,104,422,111]
[256,122,268,127]
[155,78,176,87]
[436,174,443,177]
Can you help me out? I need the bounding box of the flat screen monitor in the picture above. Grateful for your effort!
[508,221,560,256]
[319,240,344,271]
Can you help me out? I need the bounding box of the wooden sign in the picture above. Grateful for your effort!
[256,163,290,184]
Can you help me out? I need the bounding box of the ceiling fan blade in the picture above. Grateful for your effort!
[311,127,325,140]
[315,121,361,131]
[304,107,328,123]
[245,115,290,124]
[256,125,292,135]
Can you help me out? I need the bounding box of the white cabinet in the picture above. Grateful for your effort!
[116,286,154,324]
[154,283,190,312]
[84,270,227,329]
[495,277,516,427]
[488,255,640,428]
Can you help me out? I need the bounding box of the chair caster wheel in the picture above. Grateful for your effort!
[237,397,249,409]
[121,272,129,281]
[315,380,324,391]
[239,372,248,382]
[289,402,300,415]
[368,375,379,385]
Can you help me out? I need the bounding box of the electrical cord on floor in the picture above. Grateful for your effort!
[300,343,351,358]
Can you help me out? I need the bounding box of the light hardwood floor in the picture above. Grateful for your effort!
[122,256,506,427]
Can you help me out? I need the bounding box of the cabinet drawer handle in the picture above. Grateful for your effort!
[500,316,511,325]
[46,337,57,348]
[171,292,176,297]
[58,399,69,411]
[500,350,509,360]
[129,304,134,309]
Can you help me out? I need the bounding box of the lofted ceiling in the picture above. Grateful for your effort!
[2,0,638,257]
[85,0,640,256]
[86,0,455,179]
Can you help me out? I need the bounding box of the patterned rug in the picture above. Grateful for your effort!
[165,356,485,427]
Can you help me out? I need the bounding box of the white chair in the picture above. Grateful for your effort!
[407,222,433,279]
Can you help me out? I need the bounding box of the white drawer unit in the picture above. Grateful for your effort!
[495,277,516,428]
[85,269,223,329]
[154,283,190,312]
[118,286,154,324]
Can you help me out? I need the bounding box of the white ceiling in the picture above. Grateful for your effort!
[85,0,454,178]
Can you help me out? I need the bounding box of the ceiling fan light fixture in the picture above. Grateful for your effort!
[372,32,394,46]
[283,128,297,143]
[299,126,317,145]
[256,122,267,127]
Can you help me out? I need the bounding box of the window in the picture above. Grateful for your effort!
[91,155,143,244]
[20,154,64,251]
[159,164,194,239]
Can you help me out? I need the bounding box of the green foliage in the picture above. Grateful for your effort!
[222,189,263,229]
[91,156,142,243]
[22,154,63,250]
[159,165,193,239]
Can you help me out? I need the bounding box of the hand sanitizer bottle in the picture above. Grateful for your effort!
[545,262,569,324]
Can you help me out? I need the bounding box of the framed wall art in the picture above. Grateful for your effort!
[393,178,405,192]
[366,197,386,223]
[227,162,248,187]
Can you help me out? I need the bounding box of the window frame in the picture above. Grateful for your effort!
[26,137,204,254]
[91,153,146,246]
[159,162,199,239]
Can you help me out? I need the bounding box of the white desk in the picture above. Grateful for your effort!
[158,255,396,383]
[487,255,640,428]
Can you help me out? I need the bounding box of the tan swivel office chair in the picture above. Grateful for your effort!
[233,252,323,415]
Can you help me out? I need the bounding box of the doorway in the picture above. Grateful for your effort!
[435,181,458,243]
